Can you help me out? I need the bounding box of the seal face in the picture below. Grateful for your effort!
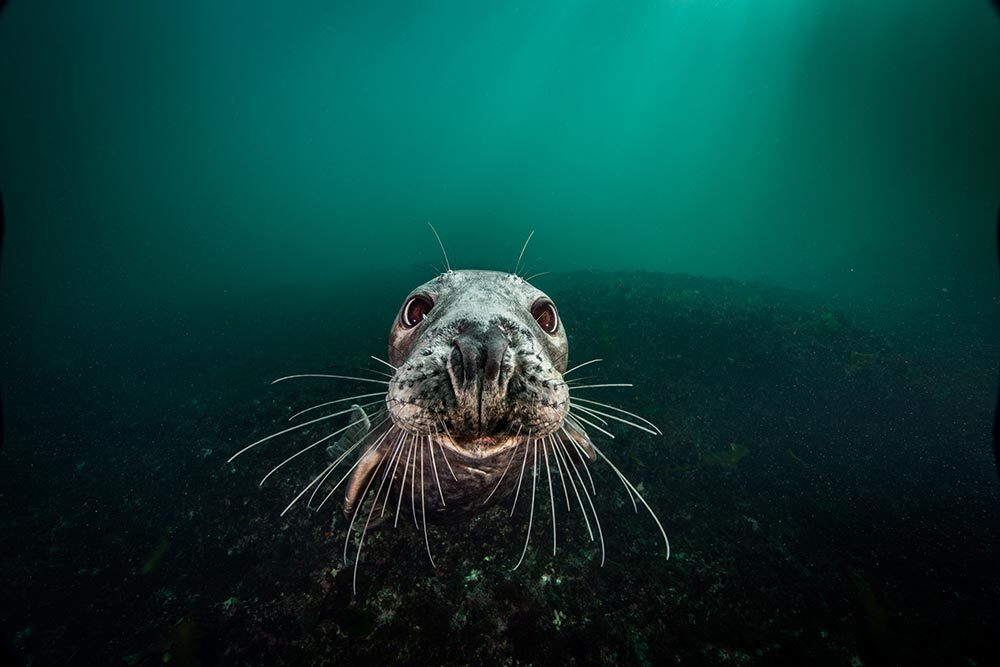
[387,270,568,449]
[344,270,589,522]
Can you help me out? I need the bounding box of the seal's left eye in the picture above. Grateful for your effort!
[531,299,559,335]
[401,295,433,328]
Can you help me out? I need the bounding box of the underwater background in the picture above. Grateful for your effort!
[1,1,999,665]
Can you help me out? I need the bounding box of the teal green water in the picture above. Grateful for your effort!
[2,3,1000,664]
[1,1,998,305]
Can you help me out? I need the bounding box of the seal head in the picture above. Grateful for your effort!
[343,270,592,522]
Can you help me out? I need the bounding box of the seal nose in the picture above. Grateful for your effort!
[449,325,510,396]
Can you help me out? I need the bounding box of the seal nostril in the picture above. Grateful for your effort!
[449,340,465,388]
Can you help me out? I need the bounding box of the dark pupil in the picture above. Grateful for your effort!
[535,305,554,331]
[407,298,427,325]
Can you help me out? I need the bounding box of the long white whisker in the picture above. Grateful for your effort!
[551,434,593,541]
[569,397,662,435]
[543,441,557,556]
[352,432,406,594]
[434,423,458,480]
[342,440,391,565]
[306,427,383,510]
[314,425,393,512]
[571,404,660,436]
[420,438,436,567]
[513,440,538,570]
[591,442,670,559]
[563,358,603,376]
[510,430,532,516]
[281,460,337,517]
[271,374,390,386]
[427,434,446,506]
[394,433,416,527]
[427,221,452,272]
[555,437,604,564]
[566,412,616,440]
[567,383,633,390]
[382,431,409,518]
[230,405,373,463]
[560,427,596,494]
[288,392,387,422]
[259,407,384,486]
[369,355,398,372]
[483,438,521,505]
[548,434,571,511]
[513,230,534,276]
[411,432,419,529]
[572,407,609,426]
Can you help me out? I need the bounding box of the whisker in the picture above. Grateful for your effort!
[569,397,662,435]
[230,405,374,463]
[259,407,385,486]
[410,432,419,529]
[288,392,386,422]
[420,437,436,567]
[427,434,446,506]
[342,439,391,565]
[513,440,538,570]
[591,442,670,559]
[567,383,634,390]
[563,358,603,376]
[559,427,596,494]
[543,440,557,556]
[510,430,532,517]
[433,423,458,480]
[571,404,660,436]
[483,427,522,505]
[282,459,338,517]
[566,412,616,440]
[352,432,406,594]
[572,407,609,426]
[394,433,416,527]
[513,230,534,276]
[523,271,550,281]
[554,435,604,564]
[271,374,391,386]
[551,434,593,541]
[548,434,572,511]
[369,355,398,372]
[312,424,393,512]
[362,368,395,379]
[305,427,380,510]
[427,221,452,273]
[382,430,410,518]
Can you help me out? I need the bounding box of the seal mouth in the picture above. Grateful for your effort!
[436,432,527,459]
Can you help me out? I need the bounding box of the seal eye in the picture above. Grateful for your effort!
[401,295,433,328]
[531,299,559,335]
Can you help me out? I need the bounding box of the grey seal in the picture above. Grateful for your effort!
[231,250,669,591]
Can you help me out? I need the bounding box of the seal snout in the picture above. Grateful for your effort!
[448,324,512,431]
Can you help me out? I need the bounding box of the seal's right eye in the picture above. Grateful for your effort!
[401,295,433,328]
